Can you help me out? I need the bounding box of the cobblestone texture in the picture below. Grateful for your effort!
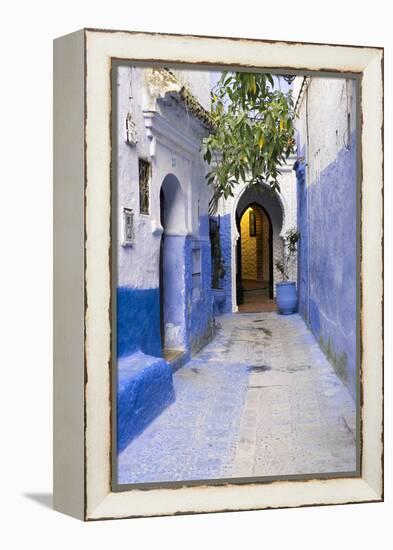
[118,312,357,484]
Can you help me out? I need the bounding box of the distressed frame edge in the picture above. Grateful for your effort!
[79,29,383,521]
[53,29,86,521]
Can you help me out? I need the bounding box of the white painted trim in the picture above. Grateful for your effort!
[143,109,203,160]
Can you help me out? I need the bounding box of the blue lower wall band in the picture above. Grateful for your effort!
[117,287,162,358]
[295,134,357,396]
[117,351,175,452]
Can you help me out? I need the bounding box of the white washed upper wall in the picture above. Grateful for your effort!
[295,77,357,178]
[171,69,212,111]
[116,65,213,289]
[116,65,161,289]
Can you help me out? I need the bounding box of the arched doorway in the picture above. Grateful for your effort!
[236,204,273,311]
[233,183,285,313]
[159,174,187,357]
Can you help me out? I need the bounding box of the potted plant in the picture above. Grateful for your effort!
[274,228,300,315]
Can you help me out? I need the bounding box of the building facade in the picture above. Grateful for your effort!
[293,76,358,397]
[214,159,298,314]
[115,66,217,448]
[115,68,358,450]
[116,66,216,362]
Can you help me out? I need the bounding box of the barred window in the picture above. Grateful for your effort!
[138,158,150,214]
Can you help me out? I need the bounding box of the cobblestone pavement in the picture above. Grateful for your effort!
[118,313,357,484]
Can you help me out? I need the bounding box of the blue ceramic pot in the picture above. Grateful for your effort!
[276,281,297,315]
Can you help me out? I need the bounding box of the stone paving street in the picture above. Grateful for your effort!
[118,313,357,484]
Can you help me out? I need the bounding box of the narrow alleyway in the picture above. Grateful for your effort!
[118,313,357,484]
[238,280,276,312]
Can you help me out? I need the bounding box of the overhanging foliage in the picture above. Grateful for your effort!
[203,72,296,212]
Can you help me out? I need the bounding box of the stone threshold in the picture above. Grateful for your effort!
[163,348,189,372]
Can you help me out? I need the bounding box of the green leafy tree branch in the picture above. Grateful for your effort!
[203,72,296,212]
[275,228,300,281]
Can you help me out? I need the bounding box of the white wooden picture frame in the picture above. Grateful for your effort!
[53,28,383,521]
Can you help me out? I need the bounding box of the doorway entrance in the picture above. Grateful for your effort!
[236,203,274,312]
[159,174,187,361]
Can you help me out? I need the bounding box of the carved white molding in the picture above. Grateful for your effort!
[143,109,203,161]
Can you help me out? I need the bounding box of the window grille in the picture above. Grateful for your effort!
[138,158,150,214]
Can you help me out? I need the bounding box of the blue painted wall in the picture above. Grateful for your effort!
[117,287,162,358]
[220,214,233,313]
[117,351,175,452]
[199,214,210,241]
[161,232,214,354]
[118,230,216,361]
[187,238,215,352]
[117,219,216,453]
[294,152,309,322]
[211,213,233,314]
[296,132,357,397]
[162,234,187,349]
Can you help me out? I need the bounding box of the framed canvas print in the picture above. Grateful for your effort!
[53,29,384,520]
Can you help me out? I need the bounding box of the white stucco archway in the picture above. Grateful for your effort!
[159,173,188,352]
[160,173,187,234]
[218,160,297,312]
[232,183,285,310]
